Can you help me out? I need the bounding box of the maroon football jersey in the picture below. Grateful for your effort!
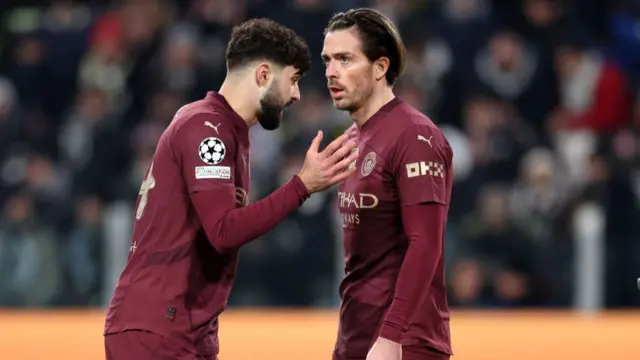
[104,92,250,356]
[334,98,453,358]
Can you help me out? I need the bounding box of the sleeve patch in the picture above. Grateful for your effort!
[198,137,226,165]
[405,161,445,179]
[195,166,232,179]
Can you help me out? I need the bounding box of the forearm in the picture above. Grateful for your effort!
[379,203,445,342]
[193,175,310,252]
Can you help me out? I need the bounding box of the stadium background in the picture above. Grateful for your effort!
[0,0,639,358]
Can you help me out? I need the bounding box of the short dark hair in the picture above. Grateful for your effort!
[226,18,311,75]
[325,8,406,85]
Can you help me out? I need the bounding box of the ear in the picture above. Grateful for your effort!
[374,57,390,82]
[255,63,271,87]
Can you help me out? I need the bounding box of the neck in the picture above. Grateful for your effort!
[350,86,395,128]
[218,74,259,128]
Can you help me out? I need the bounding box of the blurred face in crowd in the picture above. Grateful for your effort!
[25,155,54,189]
[490,32,522,69]
[464,98,499,136]
[256,64,301,130]
[522,149,555,190]
[445,0,486,21]
[76,196,102,225]
[587,155,609,184]
[323,28,376,112]
[450,259,483,303]
[479,187,509,228]
[77,88,108,123]
[15,37,42,66]
[5,195,32,224]
[524,0,558,27]
[554,46,582,79]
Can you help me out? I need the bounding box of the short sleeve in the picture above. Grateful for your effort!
[393,124,450,207]
[172,113,237,193]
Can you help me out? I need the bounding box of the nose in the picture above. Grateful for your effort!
[325,60,338,79]
[291,85,301,101]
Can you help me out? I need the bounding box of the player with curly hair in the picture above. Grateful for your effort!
[104,18,358,360]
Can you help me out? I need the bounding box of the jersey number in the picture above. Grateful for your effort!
[136,162,156,220]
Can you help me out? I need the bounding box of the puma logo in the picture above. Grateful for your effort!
[417,135,433,146]
[204,121,220,134]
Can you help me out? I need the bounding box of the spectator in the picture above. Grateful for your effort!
[450,185,537,307]
[0,192,60,307]
[472,28,555,129]
[61,195,104,306]
[549,38,631,134]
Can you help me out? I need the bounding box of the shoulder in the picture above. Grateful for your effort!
[153,100,241,172]
[392,102,451,153]
[170,100,230,137]
[167,100,239,149]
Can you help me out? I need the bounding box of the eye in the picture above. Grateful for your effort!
[340,57,349,64]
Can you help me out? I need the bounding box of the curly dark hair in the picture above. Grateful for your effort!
[226,18,312,75]
[325,8,406,86]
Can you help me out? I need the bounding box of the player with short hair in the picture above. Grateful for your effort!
[104,18,358,360]
[322,8,454,360]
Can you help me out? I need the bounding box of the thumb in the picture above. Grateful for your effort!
[308,130,323,153]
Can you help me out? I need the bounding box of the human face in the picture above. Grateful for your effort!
[490,33,521,69]
[257,65,301,130]
[554,47,580,80]
[322,29,375,112]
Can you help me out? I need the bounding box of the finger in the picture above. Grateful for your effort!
[328,140,357,164]
[329,151,359,174]
[308,130,323,154]
[319,133,348,159]
[329,166,357,184]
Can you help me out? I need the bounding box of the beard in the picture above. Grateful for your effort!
[334,96,359,112]
[257,81,288,131]
[333,82,373,113]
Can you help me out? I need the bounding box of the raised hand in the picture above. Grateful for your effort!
[297,130,358,193]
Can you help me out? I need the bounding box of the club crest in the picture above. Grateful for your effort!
[361,152,376,177]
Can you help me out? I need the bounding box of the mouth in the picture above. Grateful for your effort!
[328,86,345,98]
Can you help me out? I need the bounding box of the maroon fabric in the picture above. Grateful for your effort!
[105,330,217,360]
[104,92,308,356]
[334,98,453,359]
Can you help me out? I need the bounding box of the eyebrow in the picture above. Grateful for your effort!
[321,51,353,60]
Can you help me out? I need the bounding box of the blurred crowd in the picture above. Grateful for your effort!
[1,0,639,309]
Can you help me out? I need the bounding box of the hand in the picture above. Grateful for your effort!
[297,130,358,193]
[366,337,402,360]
